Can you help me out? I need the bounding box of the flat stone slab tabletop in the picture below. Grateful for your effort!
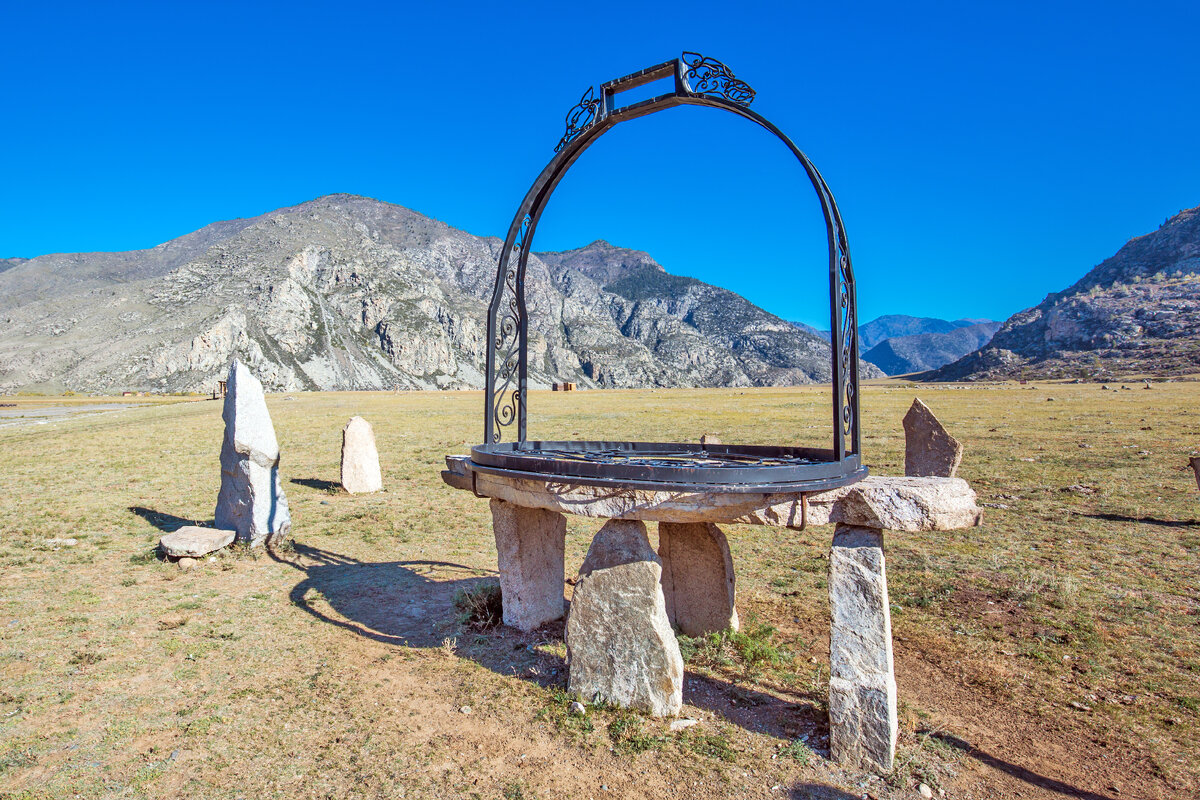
[442,455,981,532]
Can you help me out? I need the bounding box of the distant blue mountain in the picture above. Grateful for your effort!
[790,314,1001,375]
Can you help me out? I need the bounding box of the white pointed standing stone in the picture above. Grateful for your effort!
[341,416,383,494]
[214,359,291,546]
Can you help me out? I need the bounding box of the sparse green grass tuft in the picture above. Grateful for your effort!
[606,710,665,754]
[452,581,503,630]
[780,737,813,764]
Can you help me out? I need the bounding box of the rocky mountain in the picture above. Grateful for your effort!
[0,194,882,393]
[929,205,1200,381]
[858,315,994,351]
[790,315,1001,374]
[861,320,1001,375]
[0,258,26,273]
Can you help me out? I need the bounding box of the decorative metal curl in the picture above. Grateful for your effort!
[837,251,855,438]
[682,52,755,105]
[555,86,602,153]
[490,214,532,441]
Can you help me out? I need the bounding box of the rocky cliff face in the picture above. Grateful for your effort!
[0,194,881,393]
[930,206,1200,381]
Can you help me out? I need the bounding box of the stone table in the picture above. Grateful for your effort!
[441,456,981,773]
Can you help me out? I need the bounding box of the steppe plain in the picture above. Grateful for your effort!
[1,381,1198,799]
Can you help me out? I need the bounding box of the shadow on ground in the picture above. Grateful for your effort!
[1081,512,1197,528]
[290,477,341,492]
[128,506,212,532]
[929,732,1118,800]
[788,786,860,799]
[267,542,1117,799]
[269,542,826,743]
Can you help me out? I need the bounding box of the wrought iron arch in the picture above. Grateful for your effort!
[479,52,863,490]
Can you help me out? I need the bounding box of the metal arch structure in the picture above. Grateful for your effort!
[480,52,862,489]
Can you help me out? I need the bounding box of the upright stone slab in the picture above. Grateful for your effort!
[903,398,963,478]
[1190,456,1200,493]
[567,519,683,717]
[341,416,382,493]
[214,359,291,546]
[658,522,739,636]
[490,499,566,631]
[828,524,897,773]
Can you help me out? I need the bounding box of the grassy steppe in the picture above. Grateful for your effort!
[1,382,1197,799]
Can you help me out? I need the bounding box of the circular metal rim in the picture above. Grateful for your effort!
[470,440,868,495]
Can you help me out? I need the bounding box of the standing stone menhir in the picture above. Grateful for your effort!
[566,519,683,717]
[828,524,898,773]
[341,416,383,494]
[490,499,566,631]
[903,398,963,478]
[214,359,291,546]
[657,521,739,637]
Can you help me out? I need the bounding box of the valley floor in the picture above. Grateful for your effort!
[0,383,1197,799]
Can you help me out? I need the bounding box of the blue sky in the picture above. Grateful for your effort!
[2,1,1197,328]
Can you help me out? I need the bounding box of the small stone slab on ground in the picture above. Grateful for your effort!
[159,526,235,558]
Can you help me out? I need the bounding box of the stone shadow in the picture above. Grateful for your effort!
[269,542,568,685]
[269,542,828,742]
[788,786,861,800]
[128,506,212,532]
[929,732,1117,800]
[1080,512,1196,528]
[290,477,341,492]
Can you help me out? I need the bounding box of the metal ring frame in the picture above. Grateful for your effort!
[474,52,864,493]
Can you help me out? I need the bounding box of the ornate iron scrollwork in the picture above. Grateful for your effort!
[490,214,531,442]
[838,250,856,439]
[682,52,756,105]
[554,86,602,154]
[481,54,864,488]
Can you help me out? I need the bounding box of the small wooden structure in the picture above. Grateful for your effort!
[551,382,577,392]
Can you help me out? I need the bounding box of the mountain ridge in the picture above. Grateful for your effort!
[862,320,1002,375]
[0,194,883,393]
[789,314,1001,374]
[928,205,1200,381]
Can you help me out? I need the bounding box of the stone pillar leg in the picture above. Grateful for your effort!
[489,499,566,632]
[828,524,898,773]
[566,519,683,717]
[657,522,739,637]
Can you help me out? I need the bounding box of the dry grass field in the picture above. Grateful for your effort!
[1,381,1198,799]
